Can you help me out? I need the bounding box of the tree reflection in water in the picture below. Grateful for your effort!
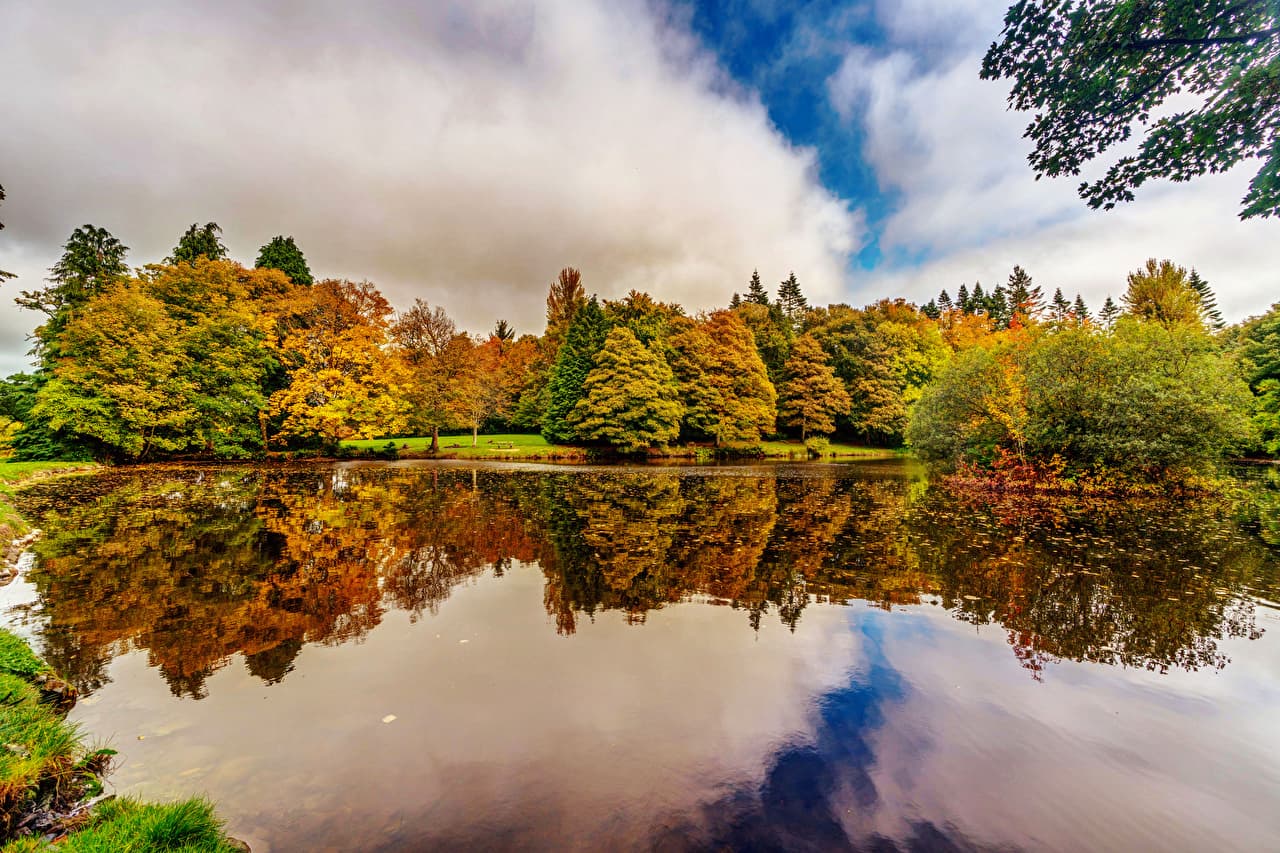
[11,462,1278,697]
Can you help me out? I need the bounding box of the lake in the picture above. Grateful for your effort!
[4,459,1279,851]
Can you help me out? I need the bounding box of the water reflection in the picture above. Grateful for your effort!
[12,461,1278,699]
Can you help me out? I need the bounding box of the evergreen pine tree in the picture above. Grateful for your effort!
[255,235,313,285]
[566,326,682,453]
[542,297,609,443]
[937,289,954,312]
[1072,294,1090,324]
[1098,296,1121,329]
[168,222,228,264]
[1050,287,1070,322]
[777,272,808,328]
[729,292,742,309]
[956,283,971,313]
[989,284,1010,327]
[746,269,770,305]
[1188,269,1225,330]
[921,300,940,320]
[971,282,986,315]
[1007,265,1043,320]
[493,319,515,342]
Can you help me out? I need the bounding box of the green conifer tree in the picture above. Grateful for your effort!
[1098,296,1121,329]
[1051,288,1071,323]
[168,223,228,264]
[1007,265,1043,320]
[542,297,609,443]
[956,283,971,313]
[777,272,808,327]
[1072,294,1090,324]
[746,269,770,305]
[255,235,313,285]
[566,327,682,453]
[937,289,954,312]
[1188,269,1225,330]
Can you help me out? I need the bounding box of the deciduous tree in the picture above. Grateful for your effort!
[777,334,851,440]
[982,0,1280,218]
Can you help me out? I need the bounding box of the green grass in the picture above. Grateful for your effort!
[0,630,239,851]
[757,439,897,459]
[345,433,579,459]
[2,797,240,853]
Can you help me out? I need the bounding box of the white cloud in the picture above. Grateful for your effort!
[0,0,862,371]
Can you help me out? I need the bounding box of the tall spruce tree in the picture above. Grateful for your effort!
[989,284,1010,327]
[542,297,609,443]
[1072,294,1090,324]
[937,289,954,312]
[168,223,228,264]
[1188,269,1225,330]
[255,235,313,285]
[1050,287,1071,323]
[971,282,987,314]
[1098,296,1121,329]
[956,283,971,313]
[566,326,682,453]
[729,292,742,309]
[777,272,808,327]
[746,269,770,305]
[1007,265,1043,320]
[921,300,940,319]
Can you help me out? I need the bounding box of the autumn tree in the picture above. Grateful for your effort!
[545,267,587,347]
[452,334,538,445]
[270,279,406,447]
[543,297,609,444]
[566,327,682,453]
[1122,258,1205,327]
[28,260,286,459]
[982,0,1280,218]
[34,285,195,459]
[168,222,228,264]
[668,311,776,445]
[19,225,130,359]
[777,334,852,440]
[255,235,313,285]
[391,299,465,451]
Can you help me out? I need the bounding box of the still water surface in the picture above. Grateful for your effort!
[4,459,1280,851]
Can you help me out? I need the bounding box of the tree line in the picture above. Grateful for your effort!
[0,215,1276,473]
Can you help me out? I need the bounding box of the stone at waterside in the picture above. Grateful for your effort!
[33,674,77,713]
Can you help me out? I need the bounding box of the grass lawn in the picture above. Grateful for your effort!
[758,440,897,459]
[344,433,577,459]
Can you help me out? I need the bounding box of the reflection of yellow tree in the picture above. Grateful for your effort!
[17,464,1280,693]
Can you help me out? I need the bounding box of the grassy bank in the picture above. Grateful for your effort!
[343,433,897,461]
[0,630,241,851]
[0,463,98,541]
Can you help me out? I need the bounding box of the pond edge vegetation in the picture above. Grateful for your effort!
[0,628,244,851]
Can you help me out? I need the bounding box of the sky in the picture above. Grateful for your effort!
[1,0,1277,376]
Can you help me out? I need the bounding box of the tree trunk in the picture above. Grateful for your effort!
[431,425,439,453]
[472,425,478,447]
